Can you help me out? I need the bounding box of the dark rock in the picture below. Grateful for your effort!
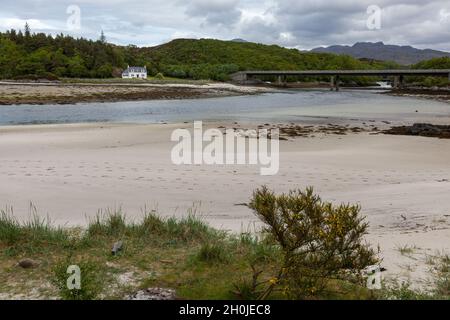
[111,240,123,255]
[383,123,450,139]
[18,259,38,269]
[126,287,176,300]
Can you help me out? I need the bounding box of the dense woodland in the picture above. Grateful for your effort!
[0,25,448,82]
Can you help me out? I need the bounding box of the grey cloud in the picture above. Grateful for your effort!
[0,0,448,51]
[184,0,242,27]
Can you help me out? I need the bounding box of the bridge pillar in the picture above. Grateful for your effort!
[393,76,400,89]
[330,75,340,91]
[276,75,287,87]
[399,75,404,89]
[276,75,282,85]
[448,73,450,82]
[231,72,247,83]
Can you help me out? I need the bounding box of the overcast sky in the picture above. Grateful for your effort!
[1,0,450,51]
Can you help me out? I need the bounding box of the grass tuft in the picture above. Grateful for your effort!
[0,207,69,250]
[87,209,127,238]
[195,242,231,264]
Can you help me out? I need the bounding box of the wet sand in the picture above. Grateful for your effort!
[0,122,449,286]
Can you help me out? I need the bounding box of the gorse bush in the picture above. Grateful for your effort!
[249,186,378,299]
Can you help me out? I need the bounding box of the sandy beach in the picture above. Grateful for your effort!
[1,121,449,287]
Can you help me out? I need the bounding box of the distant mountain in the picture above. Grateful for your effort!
[230,38,248,43]
[311,42,450,65]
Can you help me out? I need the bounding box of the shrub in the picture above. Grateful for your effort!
[52,259,105,300]
[232,264,265,300]
[249,186,378,299]
[154,72,165,80]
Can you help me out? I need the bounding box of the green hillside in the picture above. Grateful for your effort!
[410,57,450,86]
[413,56,450,69]
[145,38,397,80]
[0,27,399,81]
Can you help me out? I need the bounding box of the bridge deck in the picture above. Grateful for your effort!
[234,69,450,77]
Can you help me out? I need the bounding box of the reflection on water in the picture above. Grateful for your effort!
[0,89,449,126]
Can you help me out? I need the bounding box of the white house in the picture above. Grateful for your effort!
[122,65,147,79]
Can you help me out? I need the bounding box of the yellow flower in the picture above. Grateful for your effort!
[269,277,278,285]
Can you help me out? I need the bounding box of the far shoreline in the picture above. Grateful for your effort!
[0,81,275,106]
[1,79,449,106]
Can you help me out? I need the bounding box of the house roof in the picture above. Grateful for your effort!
[122,66,147,74]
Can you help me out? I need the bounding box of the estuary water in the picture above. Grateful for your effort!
[1,89,449,126]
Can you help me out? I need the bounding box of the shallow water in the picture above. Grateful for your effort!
[1,89,449,125]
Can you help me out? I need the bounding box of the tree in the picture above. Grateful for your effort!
[67,54,89,77]
[95,63,113,78]
[249,186,378,299]
[99,30,106,44]
[0,38,22,78]
[24,22,31,38]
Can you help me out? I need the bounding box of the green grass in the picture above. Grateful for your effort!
[0,207,70,250]
[0,209,448,300]
[0,209,283,300]
[193,242,231,264]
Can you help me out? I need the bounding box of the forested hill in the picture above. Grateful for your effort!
[413,56,450,69]
[0,28,404,81]
[143,38,399,80]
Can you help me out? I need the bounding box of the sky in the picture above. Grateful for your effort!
[1,0,450,51]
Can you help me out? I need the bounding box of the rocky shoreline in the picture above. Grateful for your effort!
[383,123,450,139]
[384,123,450,139]
[0,82,271,105]
[384,88,450,104]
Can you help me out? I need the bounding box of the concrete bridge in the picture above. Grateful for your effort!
[231,69,450,91]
